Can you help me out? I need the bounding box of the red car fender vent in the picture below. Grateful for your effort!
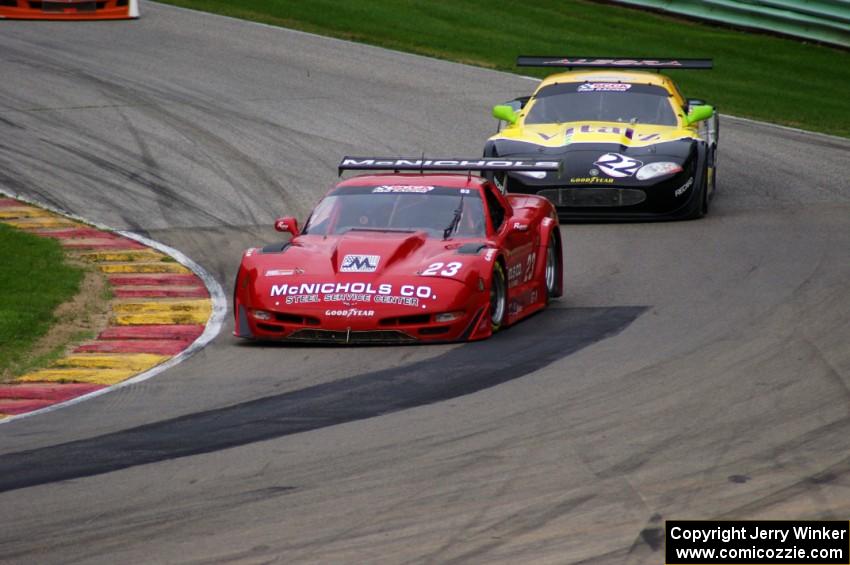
[274,312,320,326]
[455,243,488,255]
[30,1,104,10]
[379,314,431,326]
[288,329,417,344]
[418,326,451,336]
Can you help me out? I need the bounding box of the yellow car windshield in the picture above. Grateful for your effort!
[525,82,677,126]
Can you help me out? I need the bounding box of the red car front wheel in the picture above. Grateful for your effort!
[490,262,507,331]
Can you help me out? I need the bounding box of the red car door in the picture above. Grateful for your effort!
[483,184,535,291]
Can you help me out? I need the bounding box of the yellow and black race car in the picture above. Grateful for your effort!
[484,57,718,220]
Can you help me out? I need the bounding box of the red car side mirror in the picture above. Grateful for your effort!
[275,217,300,236]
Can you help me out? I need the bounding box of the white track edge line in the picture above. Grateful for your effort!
[714,114,850,142]
[153,3,847,144]
[0,188,227,425]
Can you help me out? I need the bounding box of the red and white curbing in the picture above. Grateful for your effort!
[0,193,226,423]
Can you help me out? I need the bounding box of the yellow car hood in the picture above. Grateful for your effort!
[491,121,698,149]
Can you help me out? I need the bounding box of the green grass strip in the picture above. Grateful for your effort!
[155,0,850,138]
[0,222,84,379]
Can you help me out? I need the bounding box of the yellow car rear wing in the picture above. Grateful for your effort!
[516,56,712,70]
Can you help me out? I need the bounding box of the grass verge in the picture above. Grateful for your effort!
[155,0,850,138]
[0,223,104,382]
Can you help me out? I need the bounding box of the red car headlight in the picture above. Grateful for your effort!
[434,311,464,323]
[251,309,273,321]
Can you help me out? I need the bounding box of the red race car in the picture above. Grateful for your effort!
[233,157,564,344]
[0,0,138,19]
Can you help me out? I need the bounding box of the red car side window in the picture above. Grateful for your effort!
[484,187,507,232]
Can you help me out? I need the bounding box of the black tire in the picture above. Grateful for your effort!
[682,184,706,219]
[697,169,709,218]
[543,234,562,302]
[490,262,507,331]
[708,144,718,203]
[683,147,710,220]
[544,236,561,300]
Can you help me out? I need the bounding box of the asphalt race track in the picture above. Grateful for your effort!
[2,4,849,563]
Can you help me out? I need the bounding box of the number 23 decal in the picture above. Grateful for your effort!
[422,262,462,276]
[524,252,536,282]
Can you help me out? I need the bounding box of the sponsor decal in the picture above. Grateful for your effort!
[513,222,529,232]
[340,254,380,273]
[325,308,375,318]
[272,282,392,297]
[274,218,293,232]
[563,125,660,143]
[594,153,643,178]
[674,177,694,197]
[507,263,523,285]
[270,281,431,307]
[537,132,557,141]
[285,295,321,305]
[374,295,420,307]
[373,185,434,193]
[565,125,634,137]
[341,158,559,170]
[577,82,632,92]
[570,177,614,184]
[509,287,540,317]
[265,268,303,276]
[484,248,497,262]
[541,217,554,227]
[322,293,373,304]
[542,58,684,67]
[400,285,433,298]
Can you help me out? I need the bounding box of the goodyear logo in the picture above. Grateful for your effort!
[570,177,614,184]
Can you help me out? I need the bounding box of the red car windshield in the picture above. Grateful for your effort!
[525,82,677,126]
[303,185,486,238]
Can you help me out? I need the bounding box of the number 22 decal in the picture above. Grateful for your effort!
[422,262,462,276]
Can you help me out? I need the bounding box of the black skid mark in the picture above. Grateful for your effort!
[0,306,645,493]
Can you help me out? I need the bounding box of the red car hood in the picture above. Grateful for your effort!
[295,230,429,276]
[239,231,488,326]
[246,231,483,279]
